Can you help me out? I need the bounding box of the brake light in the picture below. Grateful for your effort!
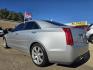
[63,28,74,46]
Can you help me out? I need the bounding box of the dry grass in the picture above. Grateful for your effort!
[0,20,17,29]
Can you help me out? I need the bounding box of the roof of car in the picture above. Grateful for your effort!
[22,20,65,28]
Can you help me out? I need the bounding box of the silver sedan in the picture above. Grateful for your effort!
[4,20,90,67]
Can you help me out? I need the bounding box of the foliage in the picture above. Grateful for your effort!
[0,8,24,21]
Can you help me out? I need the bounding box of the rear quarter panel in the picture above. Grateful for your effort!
[26,28,67,62]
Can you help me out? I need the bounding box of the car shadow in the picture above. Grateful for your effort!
[57,61,87,68]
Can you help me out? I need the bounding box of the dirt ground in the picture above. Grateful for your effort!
[0,37,93,70]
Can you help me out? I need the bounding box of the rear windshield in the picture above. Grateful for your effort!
[44,20,66,26]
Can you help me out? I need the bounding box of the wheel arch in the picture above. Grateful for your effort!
[29,42,48,56]
[29,41,50,63]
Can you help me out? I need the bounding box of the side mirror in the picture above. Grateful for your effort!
[3,29,8,34]
[8,28,14,32]
[3,28,14,34]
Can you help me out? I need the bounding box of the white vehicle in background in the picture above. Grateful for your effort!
[86,24,93,43]
[0,27,4,37]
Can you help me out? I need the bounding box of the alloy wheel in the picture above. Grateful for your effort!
[32,46,44,65]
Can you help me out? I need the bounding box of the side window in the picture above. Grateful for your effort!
[24,22,40,30]
[14,23,24,31]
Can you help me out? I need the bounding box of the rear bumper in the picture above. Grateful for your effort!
[48,46,89,65]
[55,51,90,65]
[57,51,90,67]
[71,51,90,65]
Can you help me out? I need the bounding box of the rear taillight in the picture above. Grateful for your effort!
[63,28,74,46]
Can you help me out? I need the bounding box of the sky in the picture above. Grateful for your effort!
[0,0,93,23]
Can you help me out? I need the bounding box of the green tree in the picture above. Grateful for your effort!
[0,8,24,21]
[0,8,9,19]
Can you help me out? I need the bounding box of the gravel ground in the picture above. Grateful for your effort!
[0,37,93,70]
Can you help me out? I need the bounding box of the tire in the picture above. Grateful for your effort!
[3,38,10,48]
[30,43,50,67]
